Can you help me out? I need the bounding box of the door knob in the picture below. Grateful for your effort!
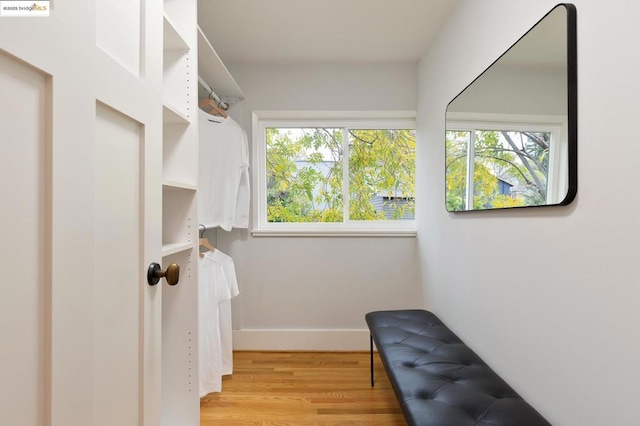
[147,262,180,286]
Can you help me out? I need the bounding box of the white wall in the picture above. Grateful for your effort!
[216,62,421,350]
[418,1,640,425]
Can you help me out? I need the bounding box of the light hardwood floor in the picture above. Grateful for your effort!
[200,351,405,425]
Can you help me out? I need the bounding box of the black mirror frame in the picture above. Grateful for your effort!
[565,3,578,207]
[445,3,577,212]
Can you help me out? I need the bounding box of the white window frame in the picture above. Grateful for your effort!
[446,112,567,208]
[252,111,417,237]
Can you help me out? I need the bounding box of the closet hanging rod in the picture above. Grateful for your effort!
[198,76,229,111]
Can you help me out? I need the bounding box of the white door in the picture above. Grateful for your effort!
[0,2,164,426]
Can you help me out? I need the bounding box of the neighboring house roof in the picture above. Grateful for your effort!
[371,195,415,220]
[496,177,514,187]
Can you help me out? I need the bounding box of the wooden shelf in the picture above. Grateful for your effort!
[163,14,189,51]
[162,242,193,257]
[197,26,244,102]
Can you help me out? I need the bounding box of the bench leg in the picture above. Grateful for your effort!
[370,334,374,387]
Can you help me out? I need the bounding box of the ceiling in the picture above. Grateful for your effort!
[197,0,457,64]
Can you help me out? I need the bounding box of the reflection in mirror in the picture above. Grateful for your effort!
[445,3,576,212]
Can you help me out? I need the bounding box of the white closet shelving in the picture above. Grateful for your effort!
[161,0,199,425]
[163,14,189,51]
[197,26,244,103]
[160,2,244,425]
[163,103,190,124]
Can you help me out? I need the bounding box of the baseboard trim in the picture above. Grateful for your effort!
[232,329,372,351]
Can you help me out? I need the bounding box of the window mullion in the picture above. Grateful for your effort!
[342,127,350,223]
[259,123,267,228]
[465,131,476,210]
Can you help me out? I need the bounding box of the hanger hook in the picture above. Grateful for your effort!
[208,91,224,109]
[199,224,206,238]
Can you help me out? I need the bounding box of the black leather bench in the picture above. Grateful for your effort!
[366,310,550,426]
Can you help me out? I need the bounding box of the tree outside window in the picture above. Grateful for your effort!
[446,128,551,211]
[266,127,415,223]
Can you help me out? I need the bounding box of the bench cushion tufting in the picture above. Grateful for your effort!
[366,309,550,426]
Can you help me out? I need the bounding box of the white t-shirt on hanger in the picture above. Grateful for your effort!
[208,249,239,375]
[198,110,250,231]
[198,251,231,396]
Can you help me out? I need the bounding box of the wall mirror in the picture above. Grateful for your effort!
[445,3,576,212]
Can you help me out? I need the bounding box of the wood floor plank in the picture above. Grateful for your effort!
[200,351,406,425]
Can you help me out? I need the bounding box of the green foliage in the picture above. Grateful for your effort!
[266,128,343,222]
[491,195,525,208]
[349,129,415,220]
[446,129,550,210]
[445,131,467,211]
[266,127,415,222]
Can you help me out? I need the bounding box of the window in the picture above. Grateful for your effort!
[252,111,416,236]
[446,114,565,211]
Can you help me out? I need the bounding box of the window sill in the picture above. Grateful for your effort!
[251,228,417,237]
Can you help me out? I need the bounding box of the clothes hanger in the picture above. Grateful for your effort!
[199,225,215,258]
[199,98,228,118]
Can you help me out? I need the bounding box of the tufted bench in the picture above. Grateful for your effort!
[366,310,550,426]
